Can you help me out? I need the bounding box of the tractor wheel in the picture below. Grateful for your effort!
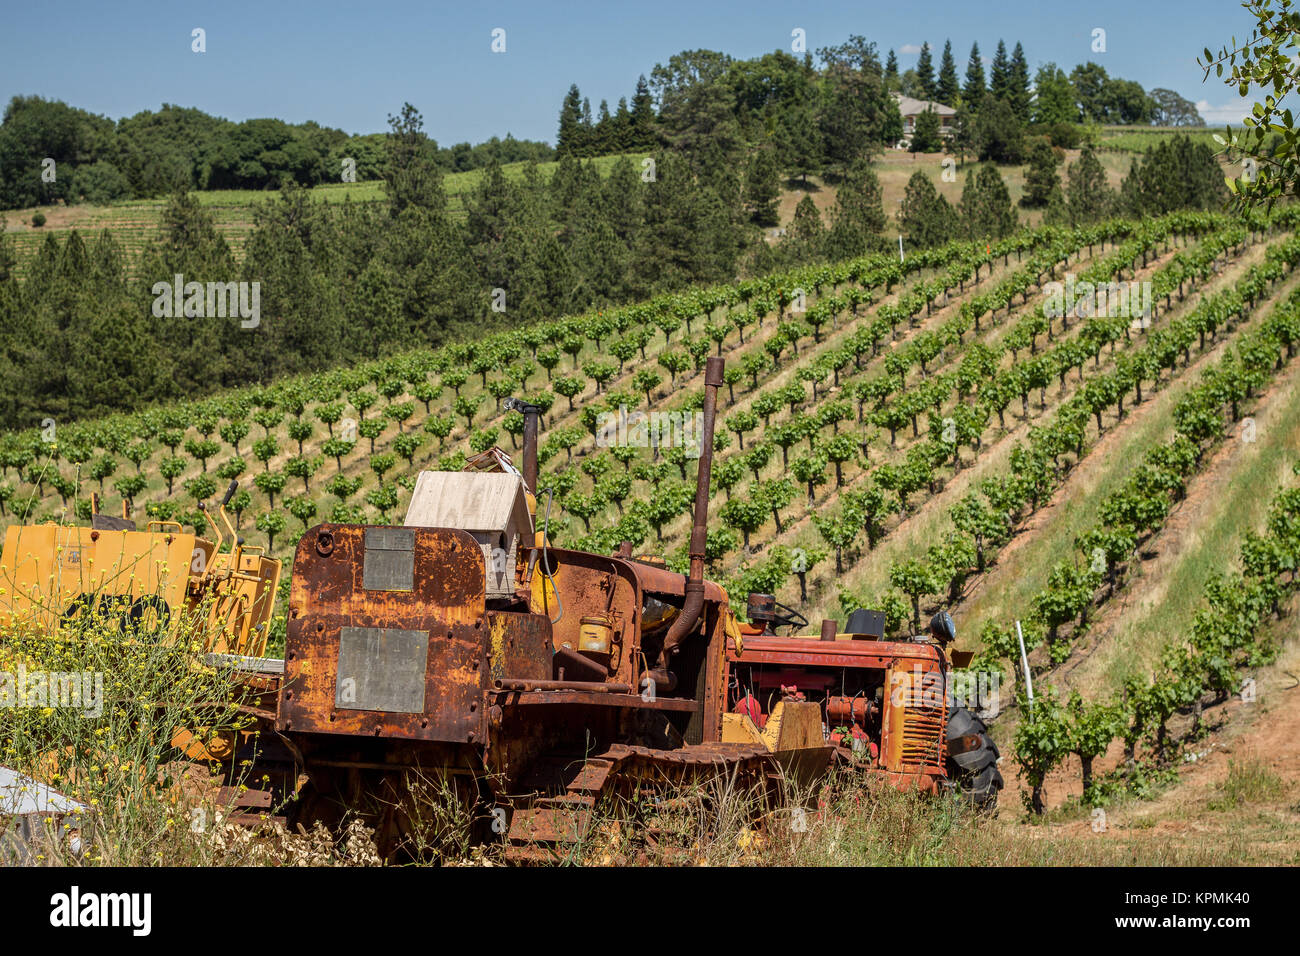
[945,706,1002,811]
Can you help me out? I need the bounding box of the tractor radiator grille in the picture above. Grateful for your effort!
[897,688,946,773]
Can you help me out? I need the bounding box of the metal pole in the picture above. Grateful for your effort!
[898,234,905,263]
[521,404,539,495]
[1015,620,1033,716]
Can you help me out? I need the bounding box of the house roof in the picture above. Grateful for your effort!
[891,92,956,117]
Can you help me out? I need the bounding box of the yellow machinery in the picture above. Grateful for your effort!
[0,481,281,656]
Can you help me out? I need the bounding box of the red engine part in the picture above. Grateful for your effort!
[826,695,878,724]
[829,723,878,760]
[733,693,766,728]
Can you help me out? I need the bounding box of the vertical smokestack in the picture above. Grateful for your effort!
[685,356,723,587]
[659,356,724,672]
[820,619,838,642]
[521,403,539,495]
[506,397,541,495]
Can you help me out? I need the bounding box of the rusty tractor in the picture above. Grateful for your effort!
[726,600,1003,810]
[203,355,1000,859]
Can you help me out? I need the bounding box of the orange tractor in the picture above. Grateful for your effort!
[726,600,1002,808]
[253,356,999,857]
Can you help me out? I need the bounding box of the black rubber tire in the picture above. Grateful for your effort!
[945,706,1003,811]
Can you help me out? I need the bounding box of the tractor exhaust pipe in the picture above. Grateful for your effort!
[505,397,541,495]
[657,356,724,685]
[521,404,539,495]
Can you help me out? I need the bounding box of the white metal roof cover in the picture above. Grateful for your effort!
[403,471,533,536]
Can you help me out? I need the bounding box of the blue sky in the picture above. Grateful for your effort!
[0,0,1261,144]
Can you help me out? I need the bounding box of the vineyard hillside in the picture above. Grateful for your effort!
[2,204,1299,843]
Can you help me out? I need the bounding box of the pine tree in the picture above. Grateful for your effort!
[141,190,240,398]
[465,159,518,281]
[1043,184,1070,226]
[631,151,738,296]
[963,42,986,108]
[827,159,887,258]
[557,85,585,157]
[1065,147,1115,225]
[744,148,781,226]
[915,42,936,101]
[951,103,975,164]
[602,155,643,241]
[961,163,1019,239]
[911,107,944,153]
[380,186,478,349]
[974,94,1024,163]
[382,102,446,216]
[566,200,624,304]
[580,98,594,156]
[885,49,899,88]
[630,75,657,148]
[937,40,960,105]
[989,40,1011,102]
[1119,135,1229,216]
[788,195,825,262]
[613,97,633,150]
[593,99,613,154]
[1008,42,1032,122]
[241,183,348,381]
[819,60,893,174]
[899,170,957,248]
[599,156,641,297]
[777,96,822,185]
[1020,140,1062,208]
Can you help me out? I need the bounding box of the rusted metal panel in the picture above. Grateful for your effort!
[727,635,944,669]
[861,768,945,793]
[603,741,772,765]
[335,626,429,713]
[881,662,947,776]
[624,559,727,604]
[508,806,592,844]
[699,605,728,744]
[278,524,488,744]
[529,549,639,680]
[362,527,415,592]
[486,610,551,683]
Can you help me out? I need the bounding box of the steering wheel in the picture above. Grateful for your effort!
[770,601,809,633]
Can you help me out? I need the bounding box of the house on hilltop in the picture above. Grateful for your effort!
[892,92,956,148]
